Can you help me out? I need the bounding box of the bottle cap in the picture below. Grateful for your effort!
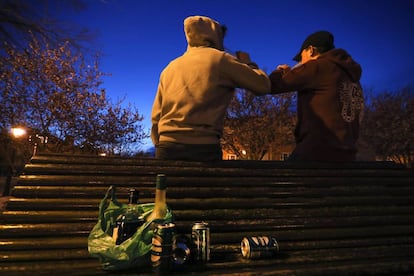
[156,174,167,189]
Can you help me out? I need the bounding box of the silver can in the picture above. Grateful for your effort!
[191,222,210,262]
[151,222,175,273]
[241,236,279,259]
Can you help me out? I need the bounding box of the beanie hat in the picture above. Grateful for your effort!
[293,31,335,62]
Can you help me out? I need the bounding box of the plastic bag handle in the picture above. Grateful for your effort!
[98,185,118,218]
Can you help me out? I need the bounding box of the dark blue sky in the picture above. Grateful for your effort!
[60,0,414,149]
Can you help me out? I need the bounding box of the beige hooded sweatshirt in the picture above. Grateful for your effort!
[151,15,270,145]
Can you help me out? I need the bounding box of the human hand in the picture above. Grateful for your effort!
[236,51,259,69]
[276,64,290,71]
[236,51,252,64]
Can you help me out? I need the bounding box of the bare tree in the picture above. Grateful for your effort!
[90,100,148,155]
[361,86,414,166]
[0,0,92,51]
[0,35,148,158]
[222,89,296,160]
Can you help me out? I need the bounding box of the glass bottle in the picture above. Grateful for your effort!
[113,188,144,245]
[146,174,168,223]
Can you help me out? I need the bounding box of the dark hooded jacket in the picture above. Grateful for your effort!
[269,49,364,161]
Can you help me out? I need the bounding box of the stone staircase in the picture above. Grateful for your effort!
[0,153,413,275]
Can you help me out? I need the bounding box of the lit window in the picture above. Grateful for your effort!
[281,153,289,161]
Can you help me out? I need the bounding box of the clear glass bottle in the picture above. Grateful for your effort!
[146,174,168,223]
[113,188,144,245]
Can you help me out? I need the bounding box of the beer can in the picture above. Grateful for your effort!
[172,234,192,270]
[241,236,279,259]
[191,222,210,262]
[151,222,175,273]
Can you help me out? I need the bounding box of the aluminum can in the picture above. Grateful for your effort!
[191,222,210,262]
[151,222,175,273]
[172,234,192,270]
[241,236,279,259]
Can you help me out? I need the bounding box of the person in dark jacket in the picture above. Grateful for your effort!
[269,31,364,162]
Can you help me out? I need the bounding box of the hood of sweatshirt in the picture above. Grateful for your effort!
[322,49,362,82]
[184,15,225,51]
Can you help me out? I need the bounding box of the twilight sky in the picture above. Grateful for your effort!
[58,0,414,149]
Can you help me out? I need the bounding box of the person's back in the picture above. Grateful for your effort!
[155,47,235,145]
[151,15,270,161]
[269,31,364,162]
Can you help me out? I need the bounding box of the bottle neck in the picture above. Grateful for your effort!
[146,176,168,223]
[154,188,166,205]
[128,190,138,204]
[127,190,139,215]
[154,174,167,206]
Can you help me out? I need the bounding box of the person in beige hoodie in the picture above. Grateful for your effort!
[151,15,270,161]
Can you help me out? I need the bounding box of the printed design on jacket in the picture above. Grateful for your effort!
[339,81,364,123]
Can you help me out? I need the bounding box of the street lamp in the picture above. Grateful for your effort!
[3,127,27,196]
[10,127,27,139]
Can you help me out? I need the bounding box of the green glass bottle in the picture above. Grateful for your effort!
[114,188,144,245]
[146,174,168,223]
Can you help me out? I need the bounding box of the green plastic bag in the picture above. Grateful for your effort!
[88,185,174,271]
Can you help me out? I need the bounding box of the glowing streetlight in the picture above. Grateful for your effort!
[10,127,27,139]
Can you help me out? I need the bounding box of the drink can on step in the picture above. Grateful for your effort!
[151,222,175,273]
[191,222,210,262]
[241,236,279,259]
